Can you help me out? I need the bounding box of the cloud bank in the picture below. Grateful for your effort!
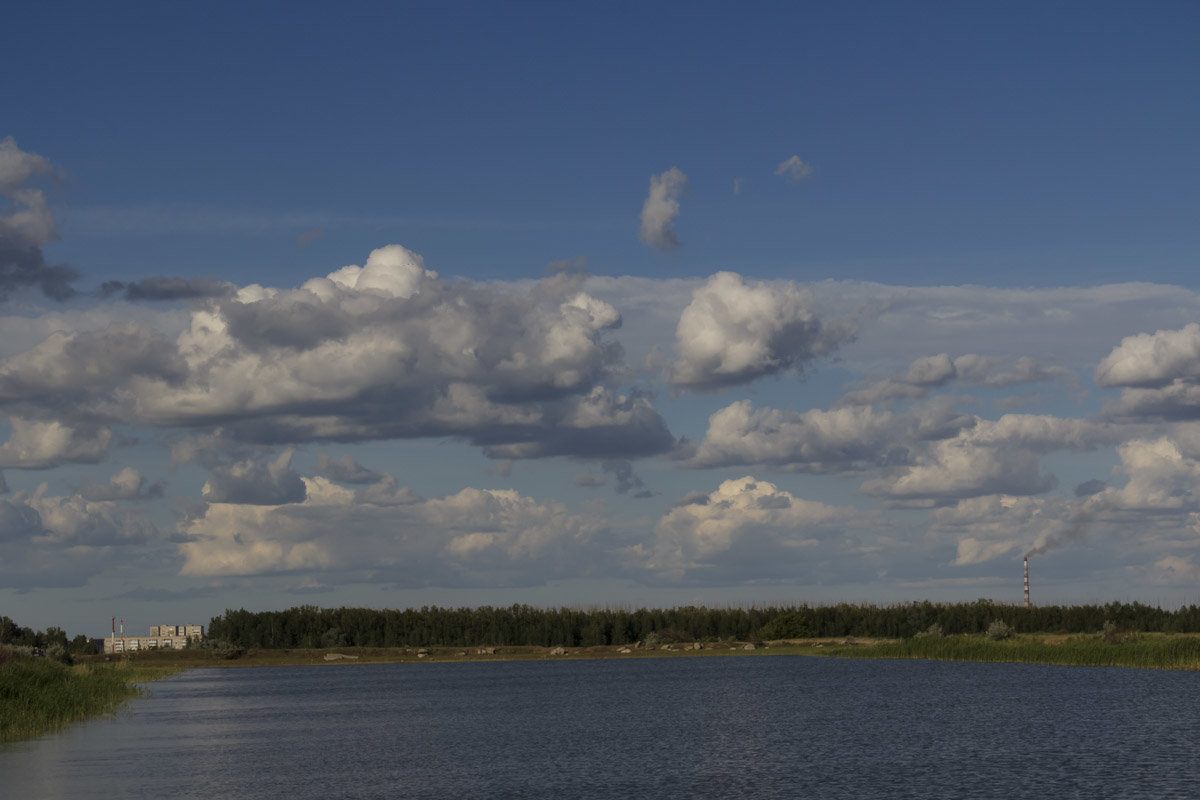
[2,214,1200,607]
[0,244,678,461]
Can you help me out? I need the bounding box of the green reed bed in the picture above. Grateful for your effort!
[0,654,179,743]
[811,634,1200,670]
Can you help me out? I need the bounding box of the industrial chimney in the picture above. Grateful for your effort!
[1023,557,1030,609]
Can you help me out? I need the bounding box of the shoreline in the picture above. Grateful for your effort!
[11,633,1196,742]
[85,631,1200,672]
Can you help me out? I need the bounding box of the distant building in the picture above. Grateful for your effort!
[104,624,204,654]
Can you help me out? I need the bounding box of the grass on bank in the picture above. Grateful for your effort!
[0,650,179,743]
[86,629,1200,673]
[786,632,1200,670]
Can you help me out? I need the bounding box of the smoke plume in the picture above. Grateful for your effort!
[1025,509,1091,558]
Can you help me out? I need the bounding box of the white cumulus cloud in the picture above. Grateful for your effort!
[202,449,308,505]
[0,245,677,461]
[688,400,905,472]
[81,466,156,501]
[1095,323,1200,388]
[858,415,1114,507]
[1096,324,1200,421]
[0,417,112,469]
[638,167,688,250]
[646,476,848,582]
[0,137,53,192]
[179,475,606,587]
[671,271,856,390]
[0,137,77,301]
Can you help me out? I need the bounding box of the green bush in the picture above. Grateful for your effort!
[913,623,944,639]
[641,628,692,646]
[1101,620,1139,644]
[759,612,811,640]
[46,644,72,665]
[986,620,1013,640]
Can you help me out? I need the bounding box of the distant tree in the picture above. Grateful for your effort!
[46,643,73,664]
[68,635,95,655]
[201,601,1200,650]
[42,626,68,649]
[986,620,1014,641]
[0,616,19,644]
[760,611,811,640]
[913,623,944,639]
[0,616,36,646]
[320,628,348,648]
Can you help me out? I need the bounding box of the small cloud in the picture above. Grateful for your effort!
[354,475,422,506]
[486,460,514,478]
[105,585,221,602]
[99,276,235,301]
[316,453,382,485]
[202,449,307,505]
[573,473,606,488]
[1074,479,1107,497]
[297,229,325,248]
[80,466,164,501]
[0,136,54,191]
[732,178,743,196]
[0,137,78,302]
[0,418,112,469]
[287,580,335,595]
[672,490,710,508]
[602,460,648,496]
[639,167,688,251]
[774,155,813,183]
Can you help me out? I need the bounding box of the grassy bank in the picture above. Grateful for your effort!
[81,631,1200,672]
[792,633,1200,670]
[0,653,178,743]
[32,630,1200,695]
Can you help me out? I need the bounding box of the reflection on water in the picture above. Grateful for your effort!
[2,657,1198,799]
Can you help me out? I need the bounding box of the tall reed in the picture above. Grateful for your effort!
[816,634,1200,670]
[0,653,178,742]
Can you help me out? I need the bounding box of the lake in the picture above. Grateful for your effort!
[2,656,1197,798]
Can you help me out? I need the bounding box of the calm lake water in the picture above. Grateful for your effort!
[2,656,1197,799]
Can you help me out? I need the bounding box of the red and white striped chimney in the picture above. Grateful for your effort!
[1023,557,1030,609]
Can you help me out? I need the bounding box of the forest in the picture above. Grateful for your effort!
[204,600,1200,649]
[0,616,101,657]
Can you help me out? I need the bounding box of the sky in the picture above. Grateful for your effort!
[4,1,1200,636]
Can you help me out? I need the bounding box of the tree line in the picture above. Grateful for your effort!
[204,600,1200,649]
[0,616,96,656]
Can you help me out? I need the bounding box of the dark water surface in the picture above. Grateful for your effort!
[2,656,1197,799]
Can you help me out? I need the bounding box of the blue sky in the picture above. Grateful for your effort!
[4,2,1200,636]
